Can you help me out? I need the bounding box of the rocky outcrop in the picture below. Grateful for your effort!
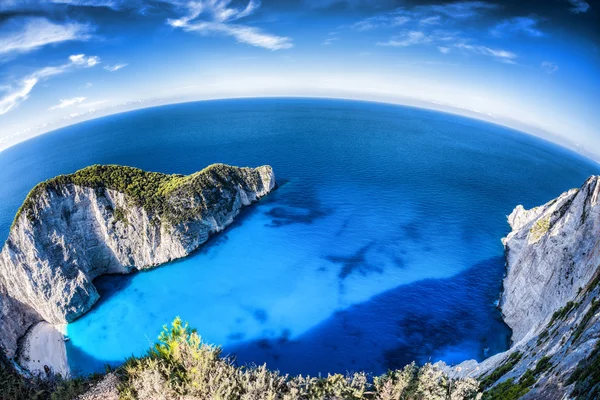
[0,163,275,360]
[447,176,600,398]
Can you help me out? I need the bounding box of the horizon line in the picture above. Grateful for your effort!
[1,94,598,165]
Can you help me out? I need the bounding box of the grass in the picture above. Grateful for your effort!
[12,163,265,229]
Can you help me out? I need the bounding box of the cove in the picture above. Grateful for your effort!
[0,98,597,376]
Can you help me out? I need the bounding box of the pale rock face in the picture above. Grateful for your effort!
[0,164,275,358]
[501,176,600,343]
[445,176,600,398]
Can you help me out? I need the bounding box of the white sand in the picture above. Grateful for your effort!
[19,322,70,377]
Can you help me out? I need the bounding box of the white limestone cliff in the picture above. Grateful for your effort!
[0,164,275,361]
[446,176,600,398]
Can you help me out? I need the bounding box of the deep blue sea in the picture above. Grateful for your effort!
[0,98,597,376]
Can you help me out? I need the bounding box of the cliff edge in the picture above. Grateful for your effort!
[0,163,275,358]
[449,176,600,399]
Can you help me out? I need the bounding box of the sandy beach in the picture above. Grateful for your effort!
[18,322,70,377]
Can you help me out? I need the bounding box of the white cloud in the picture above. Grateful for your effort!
[50,0,127,9]
[420,16,441,25]
[454,43,517,63]
[438,46,451,54]
[491,17,545,37]
[0,54,100,115]
[166,0,293,50]
[69,54,101,67]
[378,31,432,47]
[541,61,558,74]
[420,1,497,19]
[351,14,410,31]
[104,63,128,72]
[49,97,86,110]
[0,78,37,115]
[0,17,92,56]
[566,0,590,13]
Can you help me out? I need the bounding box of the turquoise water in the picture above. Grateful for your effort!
[0,98,597,376]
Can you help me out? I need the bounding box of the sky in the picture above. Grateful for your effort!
[0,0,598,158]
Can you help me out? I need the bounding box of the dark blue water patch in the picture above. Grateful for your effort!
[228,256,509,376]
[0,98,597,376]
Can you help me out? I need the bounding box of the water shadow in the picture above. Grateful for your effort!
[227,256,511,376]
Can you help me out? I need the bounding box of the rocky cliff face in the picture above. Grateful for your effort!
[448,176,600,398]
[0,163,275,358]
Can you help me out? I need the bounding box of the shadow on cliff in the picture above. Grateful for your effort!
[224,256,512,376]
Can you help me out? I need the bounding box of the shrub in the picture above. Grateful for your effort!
[1,318,483,400]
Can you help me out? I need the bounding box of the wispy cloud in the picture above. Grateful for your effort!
[378,31,432,47]
[0,78,37,115]
[491,17,545,37]
[323,33,339,46]
[454,43,517,63]
[566,0,590,13]
[166,0,292,50]
[541,61,558,73]
[416,1,497,19]
[0,54,100,115]
[0,17,92,57]
[104,63,128,72]
[420,16,441,25]
[351,14,410,31]
[49,97,86,110]
[49,0,128,9]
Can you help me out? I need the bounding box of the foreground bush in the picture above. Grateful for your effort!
[1,317,482,399]
[0,349,101,400]
[117,317,482,400]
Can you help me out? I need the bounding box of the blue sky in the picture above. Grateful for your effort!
[0,0,598,157]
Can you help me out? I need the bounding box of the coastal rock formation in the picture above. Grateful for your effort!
[0,163,275,358]
[448,176,600,398]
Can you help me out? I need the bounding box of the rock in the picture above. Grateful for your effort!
[449,176,600,398]
[501,176,599,342]
[77,372,119,400]
[0,163,275,361]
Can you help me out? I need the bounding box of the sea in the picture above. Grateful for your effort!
[0,98,597,376]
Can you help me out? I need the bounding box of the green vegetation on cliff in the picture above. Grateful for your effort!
[567,341,600,399]
[12,163,264,229]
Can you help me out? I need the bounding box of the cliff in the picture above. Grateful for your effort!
[0,163,275,358]
[448,176,600,399]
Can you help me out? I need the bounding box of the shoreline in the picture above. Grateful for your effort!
[18,321,70,377]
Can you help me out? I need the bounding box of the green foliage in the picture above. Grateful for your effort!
[116,317,482,400]
[479,351,522,390]
[549,301,577,326]
[113,207,128,225]
[2,318,482,400]
[572,298,599,343]
[12,163,257,229]
[567,342,600,399]
[532,356,552,376]
[529,216,551,242]
[481,378,530,400]
[537,302,579,346]
[481,353,553,399]
[0,348,100,400]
